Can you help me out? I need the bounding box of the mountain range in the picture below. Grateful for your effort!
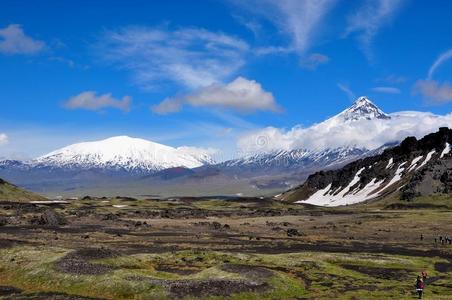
[0,96,449,198]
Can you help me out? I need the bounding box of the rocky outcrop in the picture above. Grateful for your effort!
[278,127,452,206]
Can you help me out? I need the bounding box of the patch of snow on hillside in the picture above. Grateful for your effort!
[407,155,423,172]
[384,162,406,189]
[440,143,451,158]
[334,167,365,197]
[296,168,384,207]
[416,150,435,170]
[385,157,393,169]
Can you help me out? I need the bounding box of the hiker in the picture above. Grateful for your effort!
[420,234,424,241]
[415,275,425,299]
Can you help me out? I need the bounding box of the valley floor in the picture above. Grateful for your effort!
[0,196,451,299]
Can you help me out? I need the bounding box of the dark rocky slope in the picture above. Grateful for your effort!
[278,127,452,205]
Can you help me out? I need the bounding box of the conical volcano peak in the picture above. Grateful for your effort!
[339,96,390,121]
[354,96,373,106]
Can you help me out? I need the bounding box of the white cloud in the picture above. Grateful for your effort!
[337,83,355,100]
[238,111,452,153]
[98,27,249,89]
[0,133,8,145]
[428,49,452,79]
[152,77,280,114]
[345,0,404,59]
[64,91,131,112]
[371,86,401,94]
[233,0,336,55]
[0,24,46,55]
[414,80,452,104]
[300,53,330,70]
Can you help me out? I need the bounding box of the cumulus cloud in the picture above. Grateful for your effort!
[345,0,404,59]
[238,111,452,153]
[371,86,401,94]
[413,80,452,104]
[428,49,452,79]
[64,91,131,112]
[232,0,336,55]
[0,24,46,55]
[0,133,9,145]
[97,27,249,89]
[152,77,280,114]
[300,53,330,70]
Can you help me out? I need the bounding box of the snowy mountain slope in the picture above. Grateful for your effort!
[277,127,452,206]
[335,96,390,122]
[34,136,214,172]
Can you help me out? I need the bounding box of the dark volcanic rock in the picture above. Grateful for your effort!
[31,209,67,226]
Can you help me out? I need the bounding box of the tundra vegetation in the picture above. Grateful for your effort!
[0,193,451,299]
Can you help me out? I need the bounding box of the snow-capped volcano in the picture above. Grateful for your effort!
[336,96,391,121]
[35,136,214,172]
[226,97,405,175]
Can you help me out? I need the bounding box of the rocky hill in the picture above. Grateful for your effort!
[277,127,452,206]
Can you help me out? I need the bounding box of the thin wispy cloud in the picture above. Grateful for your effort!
[0,133,8,145]
[428,49,452,79]
[376,74,407,84]
[337,83,355,101]
[414,49,452,104]
[64,91,131,112]
[152,77,280,114]
[97,26,249,90]
[371,86,401,94]
[232,0,336,55]
[0,24,46,55]
[300,53,330,70]
[345,0,404,60]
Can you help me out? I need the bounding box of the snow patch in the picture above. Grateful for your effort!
[383,162,406,190]
[416,150,436,170]
[385,157,394,169]
[407,155,423,172]
[440,143,451,158]
[296,168,384,207]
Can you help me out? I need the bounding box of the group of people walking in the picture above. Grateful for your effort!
[434,235,452,245]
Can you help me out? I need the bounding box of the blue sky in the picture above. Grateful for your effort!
[1,0,452,160]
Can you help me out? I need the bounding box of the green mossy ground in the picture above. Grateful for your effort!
[0,246,450,299]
